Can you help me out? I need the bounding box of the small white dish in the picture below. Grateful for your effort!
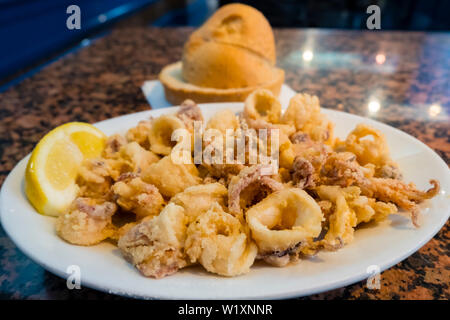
[1,103,449,299]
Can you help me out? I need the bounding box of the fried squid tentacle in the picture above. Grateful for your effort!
[321,152,440,226]
[361,178,439,227]
[176,99,203,132]
[291,157,315,189]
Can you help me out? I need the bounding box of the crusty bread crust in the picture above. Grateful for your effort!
[188,3,276,64]
[158,3,284,105]
[181,3,277,89]
[182,41,276,89]
[159,62,284,105]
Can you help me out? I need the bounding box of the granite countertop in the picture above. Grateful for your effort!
[0,27,448,300]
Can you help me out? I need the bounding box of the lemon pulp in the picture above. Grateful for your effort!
[25,122,106,216]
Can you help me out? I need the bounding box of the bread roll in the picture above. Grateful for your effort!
[159,3,284,104]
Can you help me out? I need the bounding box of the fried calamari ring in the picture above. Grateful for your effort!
[185,203,257,277]
[149,114,186,155]
[340,124,391,167]
[228,164,284,215]
[246,188,323,253]
[118,203,188,278]
[244,88,281,125]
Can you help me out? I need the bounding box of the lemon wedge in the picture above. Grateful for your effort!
[25,122,106,216]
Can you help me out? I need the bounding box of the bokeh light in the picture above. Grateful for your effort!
[302,50,314,62]
[368,100,381,113]
[375,53,386,64]
[428,104,442,117]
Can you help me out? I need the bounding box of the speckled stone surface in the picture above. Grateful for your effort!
[0,27,448,300]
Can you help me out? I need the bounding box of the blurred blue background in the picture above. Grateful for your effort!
[1,0,449,88]
[0,0,159,84]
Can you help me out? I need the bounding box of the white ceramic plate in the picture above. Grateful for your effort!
[1,103,449,300]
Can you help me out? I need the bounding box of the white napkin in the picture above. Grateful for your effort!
[141,80,296,109]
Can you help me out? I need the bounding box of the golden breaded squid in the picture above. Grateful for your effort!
[149,114,186,155]
[185,203,258,277]
[246,188,323,253]
[118,203,188,278]
[244,88,282,125]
